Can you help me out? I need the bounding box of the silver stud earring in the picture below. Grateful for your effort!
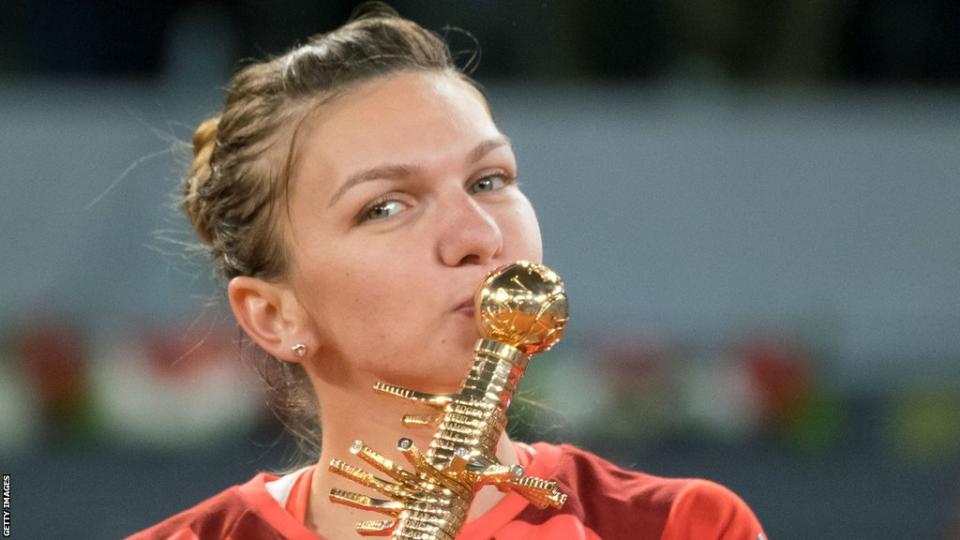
[291,343,307,357]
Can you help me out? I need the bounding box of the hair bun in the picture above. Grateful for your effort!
[183,116,221,245]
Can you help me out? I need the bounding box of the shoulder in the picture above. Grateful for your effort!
[540,443,687,537]
[125,473,288,540]
[660,478,766,540]
[523,443,765,540]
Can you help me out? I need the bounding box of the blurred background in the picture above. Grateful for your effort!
[1,0,959,538]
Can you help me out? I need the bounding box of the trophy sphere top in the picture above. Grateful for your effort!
[474,261,568,355]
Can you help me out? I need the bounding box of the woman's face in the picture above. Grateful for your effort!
[284,71,542,392]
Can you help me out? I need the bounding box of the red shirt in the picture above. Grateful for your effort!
[128,442,766,539]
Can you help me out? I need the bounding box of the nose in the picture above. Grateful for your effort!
[436,191,503,267]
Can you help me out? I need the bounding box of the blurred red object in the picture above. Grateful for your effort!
[140,324,234,379]
[594,337,680,441]
[737,335,813,426]
[15,318,89,428]
[89,320,267,447]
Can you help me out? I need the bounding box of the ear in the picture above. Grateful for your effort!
[227,276,315,363]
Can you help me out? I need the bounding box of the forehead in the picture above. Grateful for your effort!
[292,71,499,185]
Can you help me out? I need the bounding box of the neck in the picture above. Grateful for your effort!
[304,372,518,538]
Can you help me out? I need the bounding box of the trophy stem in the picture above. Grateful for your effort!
[425,339,527,467]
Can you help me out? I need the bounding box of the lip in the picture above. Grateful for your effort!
[454,298,475,317]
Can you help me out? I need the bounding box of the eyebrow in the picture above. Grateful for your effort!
[327,135,512,208]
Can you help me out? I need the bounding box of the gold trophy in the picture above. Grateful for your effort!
[329,261,569,539]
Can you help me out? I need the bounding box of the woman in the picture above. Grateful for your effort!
[130,4,766,539]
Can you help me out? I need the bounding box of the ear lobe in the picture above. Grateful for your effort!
[227,276,312,363]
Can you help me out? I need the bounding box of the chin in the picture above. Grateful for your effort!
[400,355,476,394]
[365,331,478,393]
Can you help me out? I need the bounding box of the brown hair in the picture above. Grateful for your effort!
[181,2,478,457]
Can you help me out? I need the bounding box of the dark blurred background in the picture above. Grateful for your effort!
[1,1,959,538]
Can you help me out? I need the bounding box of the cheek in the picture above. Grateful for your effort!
[297,251,423,342]
[508,199,543,262]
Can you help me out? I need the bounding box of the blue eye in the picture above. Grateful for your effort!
[361,199,405,222]
[468,174,508,194]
